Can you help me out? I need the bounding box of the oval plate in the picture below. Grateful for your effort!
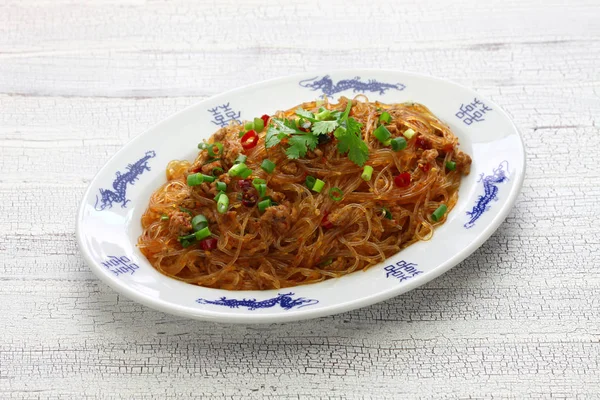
[77,70,525,323]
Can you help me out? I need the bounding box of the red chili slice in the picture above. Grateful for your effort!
[199,237,218,250]
[394,172,411,188]
[241,130,258,150]
[321,212,334,229]
[260,114,270,126]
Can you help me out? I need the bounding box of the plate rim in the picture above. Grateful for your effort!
[76,68,526,323]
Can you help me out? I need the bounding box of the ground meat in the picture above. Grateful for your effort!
[260,201,298,235]
[419,149,439,165]
[201,160,223,175]
[454,150,472,175]
[270,191,286,203]
[168,211,192,236]
[327,207,354,227]
[280,161,299,175]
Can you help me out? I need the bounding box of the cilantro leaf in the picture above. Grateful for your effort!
[295,108,316,121]
[334,117,369,166]
[312,120,338,135]
[273,118,300,134]
[266,126,287,148]
[285,134,318,159]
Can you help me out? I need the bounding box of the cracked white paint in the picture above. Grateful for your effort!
[0,0,599,398]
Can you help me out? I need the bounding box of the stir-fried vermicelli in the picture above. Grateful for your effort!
[138,96,471,290]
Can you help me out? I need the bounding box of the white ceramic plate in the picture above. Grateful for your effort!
[77,70,525,323]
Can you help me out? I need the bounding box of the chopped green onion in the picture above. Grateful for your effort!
[253,117,265,133]
[180,239,193,248]
[211,167,224,176]
[445,161,456,171]
[361,165,373,181]
[373,125,391,144]
[239,168,252,179]
[194,226,212,240]
[215,181,227,192]
[160,215,169,221]
[244,121,254,131]
[207,142,223,157]
[381,207,393,220]
[253,178,267,198]
[228,162,248,177]
[305,175,316,189]
[379,112,391,124]
[258,198,272,212]
[390,137,407,151]
[431,204,448,222]
[403,128,416,139]
[214,190,225,201]
[191,214,208,231]
[312,179,325,193]
[238,130,246,138]
[179,207,193,216]
[187,173,204,186]
[234,154,247,164]
[318,258,333,267]
[217,193,229,214]
[329,187,343,201]
[260,159,276,173]
[197,142,208,150]
[202,174,216,183]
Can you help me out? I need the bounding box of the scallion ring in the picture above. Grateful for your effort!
[207,142,223,157]
[329,187,343,202]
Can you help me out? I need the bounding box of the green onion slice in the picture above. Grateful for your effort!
[215,181,227,192]
[403,128,416,139]
[373,125,391,144]
[253,117,265,133]
[187,173,203,186]
[329,187,343,201]
[244,121,254,131]
[228,162,248,177]
[379,111,391,124]
[194,226,212,240]
[217,193,229,214]
[390,137,407,151]
[211,167,224,177]
[445,161,456,171]
[261,159,276,173]
[381,207,393,220]
[312,179,325,193]
[305,175,316,189]
[234,154,247,164]
[191,214,208,231]
[160,215,169,221]
[361,165,373,181]
[207,142,223,157]
[239,168,252,179]
[258,198,272,212]
[202,174,216,183]
[431,204,448,222]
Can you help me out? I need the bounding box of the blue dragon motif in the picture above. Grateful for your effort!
[95,150,156,211]
[196,292,319,311]
[299,75,405,97]
[465,161,509,228]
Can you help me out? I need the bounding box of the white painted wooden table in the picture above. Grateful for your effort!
[1,0,599,398]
